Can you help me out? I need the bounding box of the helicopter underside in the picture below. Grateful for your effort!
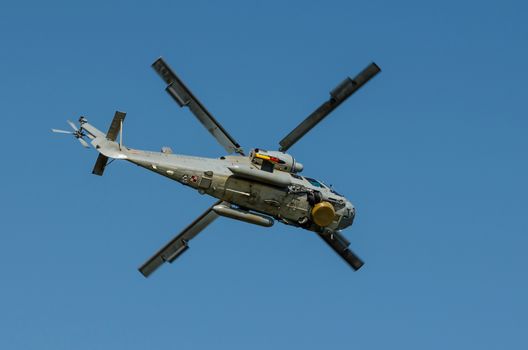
[54,56,377,276]
[119,149,352,233]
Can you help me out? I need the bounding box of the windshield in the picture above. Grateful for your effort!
[304,177,343,196]
[320,180,343,196]
[329,188,342,196]
[304,177,326,188]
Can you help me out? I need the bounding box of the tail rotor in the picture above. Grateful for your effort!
[52,117,90,148]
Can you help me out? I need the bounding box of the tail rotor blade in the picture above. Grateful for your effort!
[67,120,79,132]
[51,129,74,134]
[78,138,90,148]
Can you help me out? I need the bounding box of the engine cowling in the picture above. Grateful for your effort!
[250,148,303,173]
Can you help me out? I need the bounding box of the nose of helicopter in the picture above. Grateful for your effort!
[339,200,356,229]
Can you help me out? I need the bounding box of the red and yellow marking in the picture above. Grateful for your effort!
[255,153,285,164]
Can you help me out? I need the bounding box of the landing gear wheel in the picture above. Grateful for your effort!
[297,216,311,228]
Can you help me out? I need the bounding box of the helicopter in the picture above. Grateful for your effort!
[52,57,381,277]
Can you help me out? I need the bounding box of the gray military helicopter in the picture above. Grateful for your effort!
[53,58,380,277]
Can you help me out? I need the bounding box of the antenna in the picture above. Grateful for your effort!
[119,118,123,150]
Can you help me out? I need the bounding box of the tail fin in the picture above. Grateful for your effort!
[91,111,126,176]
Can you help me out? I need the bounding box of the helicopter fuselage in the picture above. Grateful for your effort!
[52,56,380,276]
[93,135,355,233]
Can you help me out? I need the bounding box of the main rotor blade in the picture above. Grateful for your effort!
[67,120,79,132]
[152,57,244,155]
[317,230,364,271]
[138,200,222,277]
[51,129,74,134]
[279,62,381,152]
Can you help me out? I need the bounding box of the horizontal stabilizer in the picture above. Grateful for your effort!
[92,154,109,176]
[91,111,126,176]
[106,111,126,142]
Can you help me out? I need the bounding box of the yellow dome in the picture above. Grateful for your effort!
[311,201,335,227]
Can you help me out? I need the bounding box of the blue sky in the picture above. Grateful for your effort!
[1,0,527,349]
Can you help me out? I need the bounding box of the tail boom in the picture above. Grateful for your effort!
[81,111,127,175]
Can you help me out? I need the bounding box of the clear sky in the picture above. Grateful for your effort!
[1,0,526,349]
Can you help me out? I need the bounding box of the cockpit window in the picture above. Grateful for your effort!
[304,177,343,195]
[320,180,343,196]
[304,177,324,188]
[330,188,342,196]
